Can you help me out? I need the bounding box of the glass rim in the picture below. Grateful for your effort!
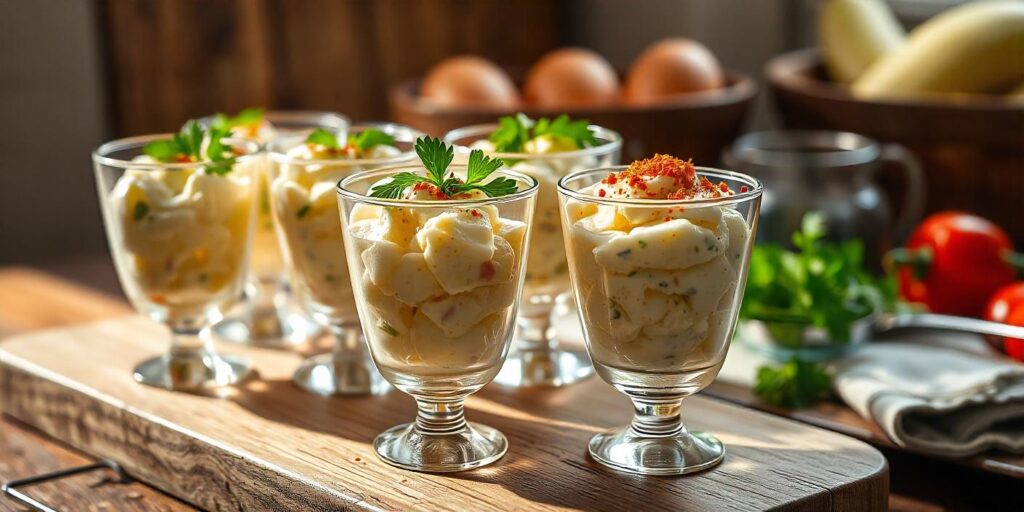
[91,133,263,170]
[442,123,623,160]
[557,166,763,207]
[268,122,424,166]
[337,165,539,208]
[198,110,351,131]
[729,130,880,168]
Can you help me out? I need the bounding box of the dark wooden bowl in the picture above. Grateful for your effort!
[767,48,1024,240]
[389,72,757,164]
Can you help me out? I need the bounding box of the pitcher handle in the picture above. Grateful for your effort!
[879,144,925,243]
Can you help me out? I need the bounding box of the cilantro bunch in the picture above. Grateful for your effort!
[305,127,396,154]
[370,137,517,199]
[740,212,890,345]
[143,120,237,175]
[754,358,832,409]
[488,113,598,153]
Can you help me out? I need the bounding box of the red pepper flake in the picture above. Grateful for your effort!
[740,185,749,193]
[175,155,192,163]
[480,261,496,280]
[470,209,481,217]
[719,182,729,193]
[413,181,451,200]
[598,189,606,197]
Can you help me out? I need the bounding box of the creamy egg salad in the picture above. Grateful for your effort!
[271,127,408,320]
[216,110,281,279]
[564,155,750,371]
[345,137,531,378]
[109,121,255,319]
[458,114,618,293]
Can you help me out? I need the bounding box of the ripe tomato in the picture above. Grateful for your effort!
[893,212,1017,317]
[984,282,1024,362]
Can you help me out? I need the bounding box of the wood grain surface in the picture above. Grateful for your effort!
[4,265,1020,510]
[101,0,558,135]
[0,313,888,511]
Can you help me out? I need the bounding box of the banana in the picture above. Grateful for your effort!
[853,1,1024,99]
[820,0,905,83]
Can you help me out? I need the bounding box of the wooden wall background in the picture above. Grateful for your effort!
[101,0,559,135]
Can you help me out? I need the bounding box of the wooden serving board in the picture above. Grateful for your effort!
[0,316,888,511]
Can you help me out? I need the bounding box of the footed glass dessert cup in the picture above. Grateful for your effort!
[444,123,621,387]
[557,165,761,475]
[209,111,350,349]
[93,134,262,393]
[338,166,537,472]
[269,123,423,395]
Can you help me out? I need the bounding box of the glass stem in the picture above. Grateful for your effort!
[414,397,468,435]
[248,275,283,311]
[169,317,215,357]
[630,397,684,438]
[330,323,365,361]
[516,310,556,351]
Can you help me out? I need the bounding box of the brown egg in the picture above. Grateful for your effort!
[624,38,725,105]
[523,48,621,107]
[420,56,520,109]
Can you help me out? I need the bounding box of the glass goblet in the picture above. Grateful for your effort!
[209,111,350,348]
[443,124,622,387]
[339,166,537,472]
[269,123,422,395]
[557,166,762,475]
[93,135,261,392]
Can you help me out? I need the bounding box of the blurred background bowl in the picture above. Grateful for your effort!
[766,48,1024,243]
[389,71,757,163]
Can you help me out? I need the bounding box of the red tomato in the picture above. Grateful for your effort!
[894,212,1017,317]
[983,282,1024,362]
[1000,306,1024,362]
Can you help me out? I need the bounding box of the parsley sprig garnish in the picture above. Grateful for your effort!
[142,120,238,175]
[305,128,396,152]
[211,107,265,131]
[754,358,832,409]
[369,137,517,199]
[489,113,599,153]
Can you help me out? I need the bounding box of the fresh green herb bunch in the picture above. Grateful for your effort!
[754,358,832,409]
[211,107,265,131]
[305,127,396,152]
[740,212,892,344]
[369,137,517,199]
[488,113,599,153]
[142,120,238,175]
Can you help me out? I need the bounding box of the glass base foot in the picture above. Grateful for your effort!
[293,353,390,396]
[493,346,594,387]
[588,427,724,476]
[133,352,251,393]
[212,309,320,349]
[374,422,507,473]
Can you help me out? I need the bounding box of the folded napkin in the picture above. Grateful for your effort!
[831,334,1024,457]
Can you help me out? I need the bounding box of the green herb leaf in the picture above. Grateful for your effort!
[306,128,340,149]
[489,113,598,152]
[379,321,399,337]
[296,204,312,219]
[465,149,503,184]
[142,119,237,174]
[415,136,454,185]
[754,358,832,409]
[533,113,598,148]
[350,128,396,151]
[212,107,265,131]
[740,212,892,343]
[368,172,430,199]
[133,201,150,221]
[142,140,181,162]
[369,137,516,199]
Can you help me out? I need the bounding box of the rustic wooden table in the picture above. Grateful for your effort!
[0,264,1018,510]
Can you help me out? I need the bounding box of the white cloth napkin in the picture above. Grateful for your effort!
[831,335,1024,457]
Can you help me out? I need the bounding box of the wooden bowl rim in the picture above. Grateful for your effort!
[766,48,1024,113]
[390,70,758,116]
